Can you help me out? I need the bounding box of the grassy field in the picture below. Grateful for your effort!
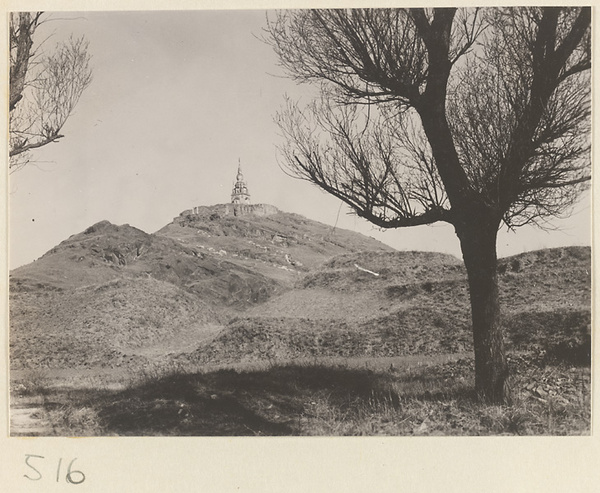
[10,349,590,436]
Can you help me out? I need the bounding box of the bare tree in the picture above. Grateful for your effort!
[268,7,590,403]
[9,12,93,171]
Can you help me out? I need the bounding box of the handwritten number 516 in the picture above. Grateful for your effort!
[24,454,85,484]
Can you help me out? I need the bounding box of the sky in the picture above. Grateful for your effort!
[8,9,591,270]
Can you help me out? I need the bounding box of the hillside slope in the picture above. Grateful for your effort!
[11,220,282,306]
[10,277,219,369]
[156,205,394,279]
[9,202,590,372]
[9,206,397,370]
[185,247,591,365]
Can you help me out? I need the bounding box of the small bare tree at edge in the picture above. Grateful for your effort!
[9,12,93,171]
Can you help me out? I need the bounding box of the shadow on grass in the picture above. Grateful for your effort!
[110,365,406,436]
[37,357,589,436]
[43,363,475,436]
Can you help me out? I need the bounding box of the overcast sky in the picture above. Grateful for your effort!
[8,9,591,269]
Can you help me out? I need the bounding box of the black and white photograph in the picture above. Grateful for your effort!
[6,5,592,443]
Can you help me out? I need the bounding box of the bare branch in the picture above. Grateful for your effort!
[9,133,64,157]
[270,7,590,233]
[9,12,92,170]
[275,96,452,229]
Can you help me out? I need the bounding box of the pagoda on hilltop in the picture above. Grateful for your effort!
[231,159,251,205]
[177,158,279,221]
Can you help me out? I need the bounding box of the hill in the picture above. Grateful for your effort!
[11,219,282,305]
[156,204,394,279]
[9,202,590,373]
[9,205,395,370]
[183,246,591,366]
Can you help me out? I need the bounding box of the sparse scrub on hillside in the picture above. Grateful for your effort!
[305,251,465,292]
[504,310,591,365]
[9,275,223,370]
[158,206,393,273]
[187,258,589,365]
[185,315,468,366]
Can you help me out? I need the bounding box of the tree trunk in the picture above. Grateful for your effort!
[456,217,509,404]
[9,13,36,112]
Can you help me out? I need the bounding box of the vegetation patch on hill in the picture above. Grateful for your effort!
[186,306,589,369]
[10,277,219,370]
[186,247,590,369]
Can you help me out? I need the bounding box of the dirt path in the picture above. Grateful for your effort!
[10,397,53,436]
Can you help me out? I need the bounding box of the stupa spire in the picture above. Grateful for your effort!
[231,158,251,204]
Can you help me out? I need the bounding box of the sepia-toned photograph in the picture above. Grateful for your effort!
[8,7,591,438]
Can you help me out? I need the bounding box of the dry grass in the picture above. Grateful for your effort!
[186,246,590,367]
[24,353,589,437]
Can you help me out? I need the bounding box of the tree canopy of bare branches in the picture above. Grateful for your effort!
[9,12,93,171]
[267,7,590,403]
